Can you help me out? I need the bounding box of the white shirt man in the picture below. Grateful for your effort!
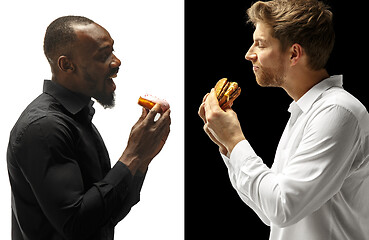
[221,75,369,240]
[198,1,369,239]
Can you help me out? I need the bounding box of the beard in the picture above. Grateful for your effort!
[96,91,115,109]
[255,62,286,87]
[82,70,116,109]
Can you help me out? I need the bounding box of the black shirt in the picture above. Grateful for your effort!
[7,80,145,240]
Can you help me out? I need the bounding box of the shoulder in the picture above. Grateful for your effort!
[322,87,367,117]
[309,86,367,121]
[9,93,75,148]
[309,87,369,135]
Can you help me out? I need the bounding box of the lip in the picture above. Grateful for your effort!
[107,78,116,92]
[108,68,119,79]
[107,69,119,91]
[253,65,259,71]
[107,75,118,92]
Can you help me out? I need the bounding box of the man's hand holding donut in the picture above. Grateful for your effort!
[120,103,171,175]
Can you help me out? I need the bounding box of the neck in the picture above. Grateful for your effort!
[282,68,329,101]
[52,75,82,96]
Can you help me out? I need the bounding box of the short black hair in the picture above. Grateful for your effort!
[43,16,94,64]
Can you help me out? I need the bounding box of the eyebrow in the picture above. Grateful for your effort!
[254,38,266,43]
[98,40,114,52]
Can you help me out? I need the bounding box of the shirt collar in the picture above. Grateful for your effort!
[43,80,93,115]
[290,75,343,114]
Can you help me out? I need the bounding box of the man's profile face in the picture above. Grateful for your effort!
[72,23,121,108]
[245,22,288,88]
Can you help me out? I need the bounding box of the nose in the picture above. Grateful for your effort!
[245,46,257,62]
[110,54,121,69]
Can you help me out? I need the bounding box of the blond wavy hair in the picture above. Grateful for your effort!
[247,0,335,70]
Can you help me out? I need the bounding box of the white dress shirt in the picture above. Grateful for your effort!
[221,75,369,240]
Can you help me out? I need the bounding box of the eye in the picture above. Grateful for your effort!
[96,45,115,63]
[100,50,113,62]
[256,41,265,49]
[102,54,110,61]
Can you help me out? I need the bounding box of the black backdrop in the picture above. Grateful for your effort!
[185,1,368,239]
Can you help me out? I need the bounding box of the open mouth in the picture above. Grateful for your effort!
[107,69,119,91]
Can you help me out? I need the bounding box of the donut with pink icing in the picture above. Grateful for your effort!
[138,94,170,112]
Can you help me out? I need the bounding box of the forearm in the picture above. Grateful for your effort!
[62,161,134,239]
[111,168,147,225]
[224,136,357,227]
[222,141,300,226]
[221,150,271,226]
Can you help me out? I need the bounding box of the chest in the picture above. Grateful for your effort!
[72,122,111,188]
[272,111,309,173]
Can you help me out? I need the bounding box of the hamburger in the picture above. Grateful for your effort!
[214,78,241,109]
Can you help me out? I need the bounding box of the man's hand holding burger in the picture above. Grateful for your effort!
[199,88,245,156]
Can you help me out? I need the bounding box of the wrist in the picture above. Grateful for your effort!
[138,163,149,174]
[226,136,245,155]
[119,151,141,176]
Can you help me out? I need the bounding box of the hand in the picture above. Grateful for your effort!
[120,104,171,175]
[198,93,228,155]
[199,89,245,155]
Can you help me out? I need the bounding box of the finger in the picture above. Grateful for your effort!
[156,109,171,132]
[133,107,148,128]
[157,108,171,124]
[202,93,210,103]
[224,107,235,113]
[145,103,162,122]
[204,88,221,114]
[161,123,171,142]
[225,101,233,109]
[204,89,221,122]
[162,107,171,119]
[141,107,149,119]
[198,102,206,123]
[203,124,223,148]
[221,99,234,111]
[156,124,170,154]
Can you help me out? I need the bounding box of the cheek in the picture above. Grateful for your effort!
[89,66,108,82]
[258,50,277,68]
[82,67,106,90]
[258,49,284,68]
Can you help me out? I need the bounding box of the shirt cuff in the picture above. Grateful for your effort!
[229,140,257,169]
[221,139,257,181]
[102,161,133,190]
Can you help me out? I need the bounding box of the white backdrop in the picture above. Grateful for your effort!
[0,0,184,239]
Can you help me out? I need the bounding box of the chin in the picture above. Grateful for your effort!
[96,92,116,109]
[255,72,285,88]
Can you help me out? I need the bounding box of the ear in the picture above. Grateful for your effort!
[57,56,75,73]
[289,43,303,66]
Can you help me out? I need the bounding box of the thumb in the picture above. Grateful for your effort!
[134,107,149,127]
[145,103,162,122]
[205,88,222,113]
